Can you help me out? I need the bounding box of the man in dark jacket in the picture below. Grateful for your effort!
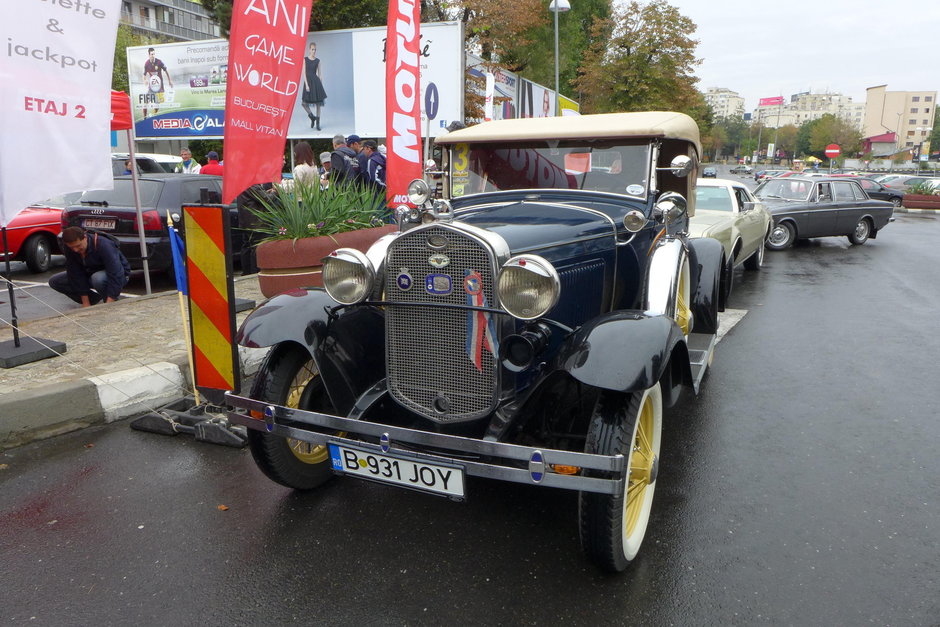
[363,140,386,192]
[329,134,360,183]
[49,227,131,307]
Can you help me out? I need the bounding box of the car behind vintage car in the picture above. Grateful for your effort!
[755,176,894,250]
[690,178,772,282]
[61,174,242,272]
[225,112,728,572]
[729,164,752,175]
[1,192,81,273]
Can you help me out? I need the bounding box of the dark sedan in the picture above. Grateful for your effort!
[755,176,894,250]
[832,176,903,207]
[62,174,243,272]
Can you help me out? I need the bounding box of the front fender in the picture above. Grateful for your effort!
[237,288,386,415]
[557,312,687,393]
[688,236,725,330]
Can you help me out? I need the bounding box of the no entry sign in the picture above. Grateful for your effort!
[825,144,841,158]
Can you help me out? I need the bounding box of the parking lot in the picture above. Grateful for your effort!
[1,203,937,623]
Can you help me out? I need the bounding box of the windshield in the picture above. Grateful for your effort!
[449,141,652,199]
[79,180,162,207]
[755,178,812,201]
[695,186,734,211]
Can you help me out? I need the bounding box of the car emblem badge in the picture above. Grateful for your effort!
[428,253,450,268]
[529,450,545,483]
[425,273,452,295]
[396,270,413,291]
[427,234,448,249]
[380,433,390,453]
[464,271,482,295]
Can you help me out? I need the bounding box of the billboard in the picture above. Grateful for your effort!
[758,96,785,107]
[288,21,464,139]
[467,54,519,121]
[127,22,463,140]
[127,40,229,138]
[518,78,556,118]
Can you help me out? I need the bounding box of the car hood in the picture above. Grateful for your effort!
[452,197,619,257]
[687,210,731,236]
[757,198,809,214]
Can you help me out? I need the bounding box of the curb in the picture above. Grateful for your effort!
[0,345,268,450]
[896,207,938,214]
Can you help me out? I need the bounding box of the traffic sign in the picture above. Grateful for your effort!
[825,144,841,158]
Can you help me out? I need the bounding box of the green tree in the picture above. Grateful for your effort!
[573,1,703,120]
[809,114,862,156]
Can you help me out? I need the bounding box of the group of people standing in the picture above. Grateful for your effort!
[173,148,223,175]
[291,134,386,196]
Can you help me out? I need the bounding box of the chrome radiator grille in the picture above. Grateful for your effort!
[385,226,498,423]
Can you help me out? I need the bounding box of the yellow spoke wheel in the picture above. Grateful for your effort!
[580,383,663,572]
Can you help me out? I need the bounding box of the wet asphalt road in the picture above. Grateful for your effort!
[2,206,939,624]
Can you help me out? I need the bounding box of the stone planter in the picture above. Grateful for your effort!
[256,225,397,298]
[901,194,940,210]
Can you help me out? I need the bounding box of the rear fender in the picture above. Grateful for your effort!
[557,312,689,394]
[237,288,385,414]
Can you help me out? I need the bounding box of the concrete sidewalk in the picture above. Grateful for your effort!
[0,276,269,449]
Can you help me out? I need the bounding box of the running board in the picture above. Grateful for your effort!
[687,332,717,394]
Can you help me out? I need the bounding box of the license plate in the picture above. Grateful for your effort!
[329,443,465,498]
[82,218,115,230]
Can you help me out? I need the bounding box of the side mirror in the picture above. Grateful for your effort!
[654,191,688,223]
[655,155,694,178]
[742,201,755,212]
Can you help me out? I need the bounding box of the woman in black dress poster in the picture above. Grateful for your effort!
[301,42,327,130]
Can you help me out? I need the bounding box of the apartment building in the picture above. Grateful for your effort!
[863,85,936,154]
[704,88,745,120]
[753,92,864,130]
[121,0,221,41]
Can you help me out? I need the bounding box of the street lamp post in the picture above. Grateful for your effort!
[549,0,570,116]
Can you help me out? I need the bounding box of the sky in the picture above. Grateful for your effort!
[661,0,940,110]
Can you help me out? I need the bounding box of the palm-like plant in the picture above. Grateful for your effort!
[246,178,388,243]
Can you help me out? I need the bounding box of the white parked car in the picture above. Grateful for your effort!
[689,178,773,300]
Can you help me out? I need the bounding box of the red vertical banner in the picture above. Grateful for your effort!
[222,0,315,203]
[385,0,423,207]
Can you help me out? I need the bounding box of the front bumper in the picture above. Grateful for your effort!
[225,391,625,496]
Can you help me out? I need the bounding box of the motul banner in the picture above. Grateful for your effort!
[385,0,423,207]
[0,0,121,227]
[221,0,314,203]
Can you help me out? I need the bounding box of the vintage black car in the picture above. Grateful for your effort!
[225,112,728,572]
[755,176,894,250]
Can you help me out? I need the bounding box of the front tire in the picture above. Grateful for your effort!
[766,222,795,250]
[23,234,54,273]
[848,218,871,245]
[891,197,902,208]
[247,345,336,490]
[579,383,663,572]
[743,238,764,270]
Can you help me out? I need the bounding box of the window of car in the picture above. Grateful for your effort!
[756,178,810,200]
[79,180,162,207]
[815,183,832,202]
[733,186,753,209]
[832,182,856,202]
[181,179,222,204]
[456,141,652,198]
[695,186,734,211]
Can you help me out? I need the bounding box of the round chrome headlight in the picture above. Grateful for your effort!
[496,255,560,320]
[321,248,375,305]
[407,178,431,205]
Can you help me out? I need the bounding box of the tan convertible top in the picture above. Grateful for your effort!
[436,111,701,153]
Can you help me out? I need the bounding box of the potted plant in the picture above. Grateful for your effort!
[901,181,940,211]
[246,178,397,297]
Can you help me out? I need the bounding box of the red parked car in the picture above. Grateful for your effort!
[1,192,81,273]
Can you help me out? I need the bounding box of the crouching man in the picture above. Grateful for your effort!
[49,227,131,307]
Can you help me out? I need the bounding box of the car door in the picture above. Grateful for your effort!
[797,182,841,237]
[831,181,868,235]
[732,185,765,259]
